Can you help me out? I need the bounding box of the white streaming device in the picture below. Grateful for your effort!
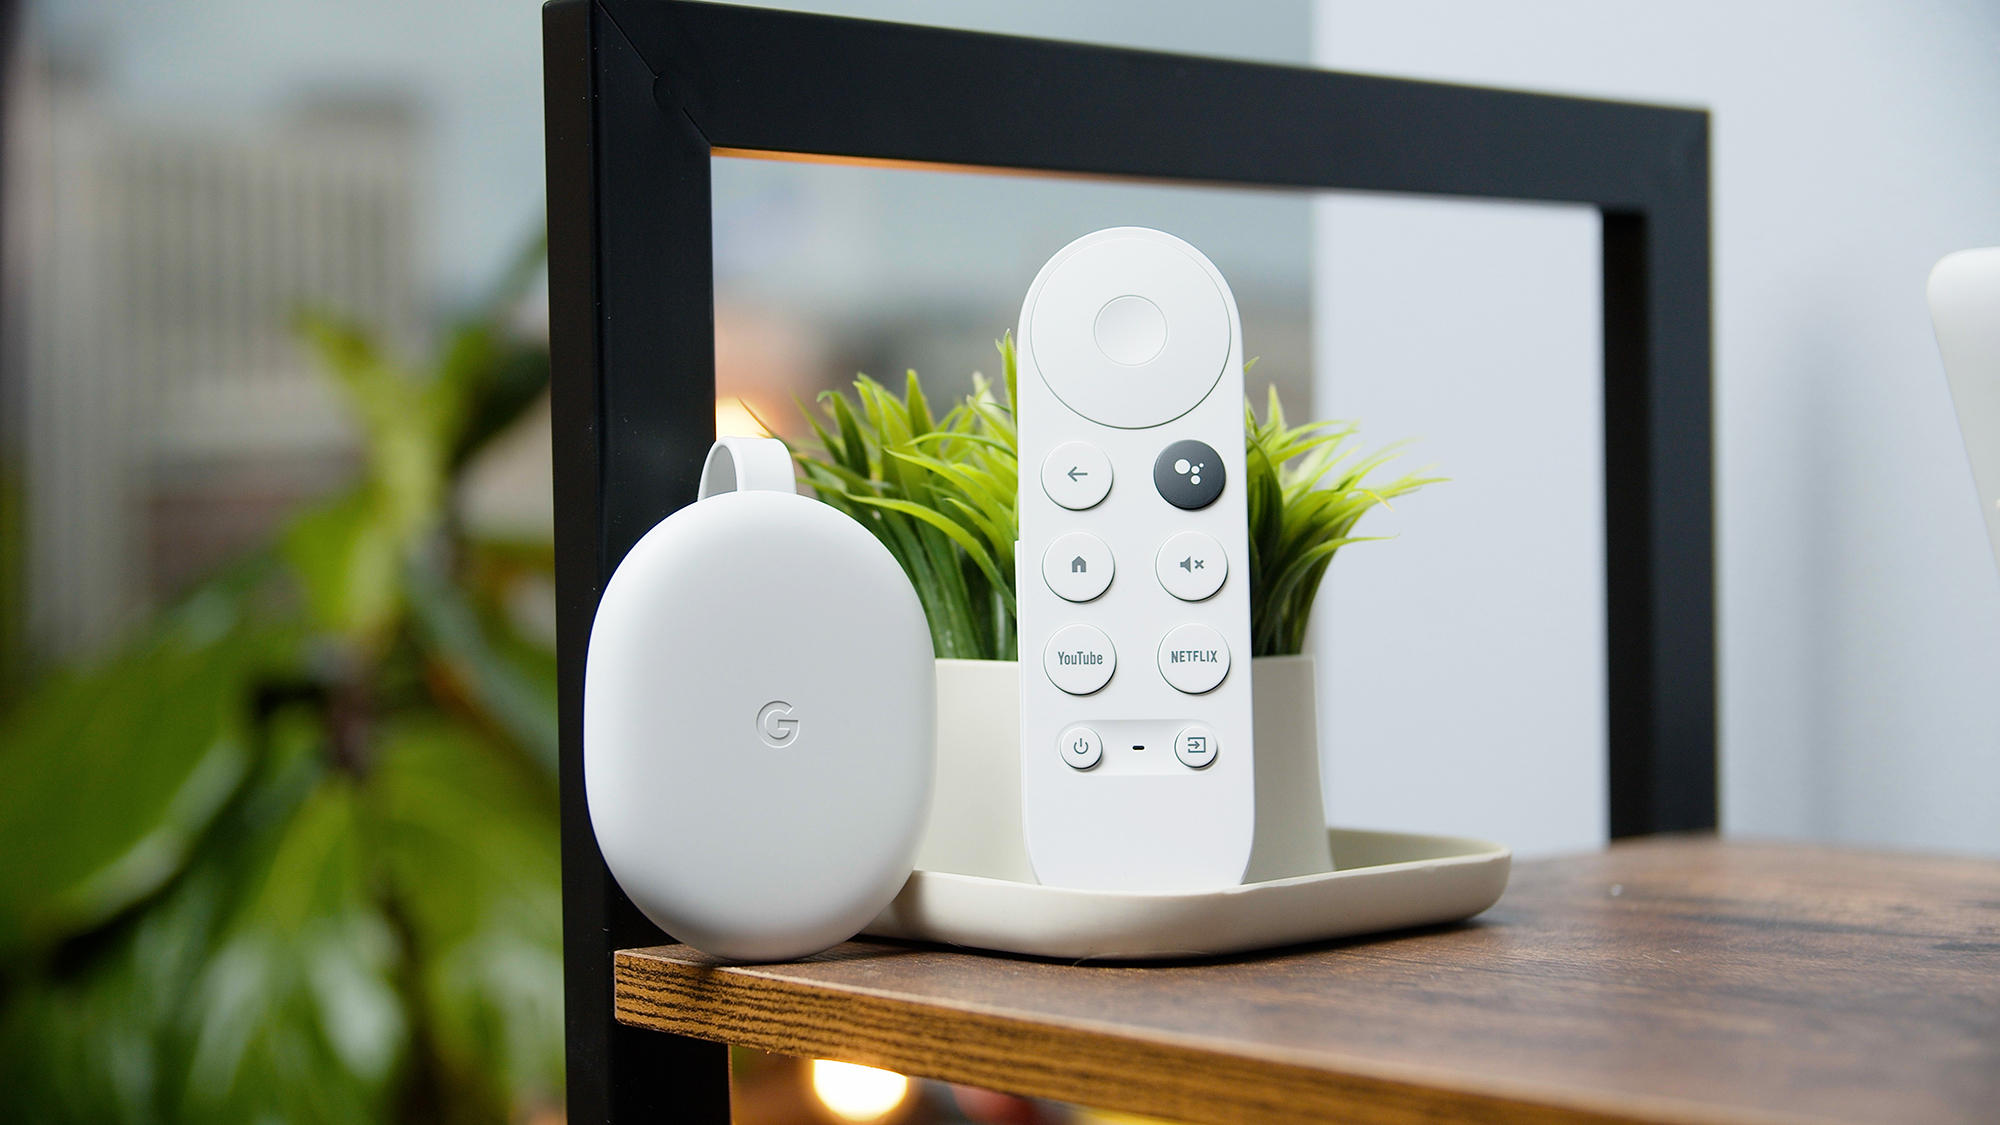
[584,438,936,961]
[1929,247,2000,574]
[1015,227,1256,893]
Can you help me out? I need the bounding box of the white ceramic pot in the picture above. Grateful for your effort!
[916,655,1335,885]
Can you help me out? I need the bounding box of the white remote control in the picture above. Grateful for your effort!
[1015,227,1255,893]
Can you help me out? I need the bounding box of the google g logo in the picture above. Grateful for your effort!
[757,700,800,748]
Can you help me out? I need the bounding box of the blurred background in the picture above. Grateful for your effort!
[2,0,1997,1123]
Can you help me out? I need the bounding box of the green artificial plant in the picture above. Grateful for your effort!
[792,339,1023,661]
[792,337,1441,660]
[1243,387,1441,656]
[0,238,564,1125]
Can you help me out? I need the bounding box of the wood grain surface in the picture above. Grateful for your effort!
[614,838,2000,1125]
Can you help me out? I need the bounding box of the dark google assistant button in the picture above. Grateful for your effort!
[1153,439,1225,510]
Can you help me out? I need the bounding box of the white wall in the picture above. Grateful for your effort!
[1314,0,2000,854]
[1311,197,1606,858]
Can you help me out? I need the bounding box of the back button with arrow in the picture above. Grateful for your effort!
[1041,440,1113,510]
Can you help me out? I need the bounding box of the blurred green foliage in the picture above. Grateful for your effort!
[0,453,25,705]
[0,237,563,1125]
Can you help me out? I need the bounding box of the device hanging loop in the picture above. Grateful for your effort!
[698,436,796,499]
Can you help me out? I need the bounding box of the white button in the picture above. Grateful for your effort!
[1041,442,1112,510]
[1157,623,1230,694]
[1058,725,1104,769]
[1094,295,1168,365]
[1155,531,1227,601]
[1045,623,1116,695]
[1043,532,1113,602]
[1174,725,1218,769]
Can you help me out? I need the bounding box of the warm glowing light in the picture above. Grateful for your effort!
[715,397,770,437]
[809,1059,910,1121]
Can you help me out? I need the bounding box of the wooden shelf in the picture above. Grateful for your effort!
[615,838,2000,1125]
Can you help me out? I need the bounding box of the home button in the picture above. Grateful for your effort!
[1042,532,1113,602]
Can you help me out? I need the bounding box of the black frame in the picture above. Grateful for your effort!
[543,3,1714,1122]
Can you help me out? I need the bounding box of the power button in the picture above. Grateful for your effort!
[1058,726,1103,769]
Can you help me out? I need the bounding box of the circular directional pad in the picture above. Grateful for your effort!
[1153,440,1226,510]
[1028,234,1232,429]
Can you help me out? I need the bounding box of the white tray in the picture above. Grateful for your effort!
[865,828,1511,961]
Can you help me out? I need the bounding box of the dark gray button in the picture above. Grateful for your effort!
[1153,440,1225,510]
